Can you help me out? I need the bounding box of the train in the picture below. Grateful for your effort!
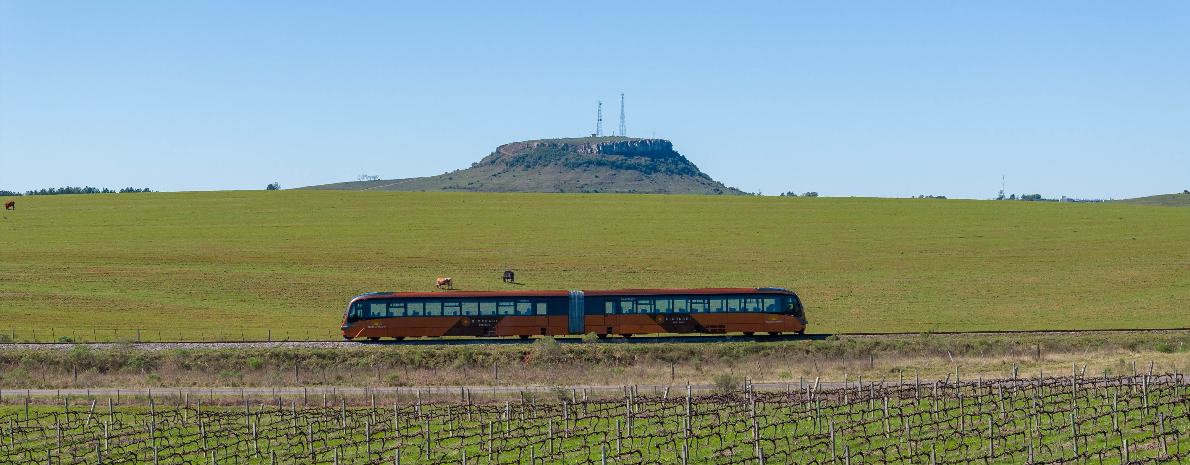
[339,288,806,340]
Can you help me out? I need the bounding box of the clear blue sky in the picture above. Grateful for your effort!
[2,1,1187,199]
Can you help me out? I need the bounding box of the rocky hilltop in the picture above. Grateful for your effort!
[301,137,746,195]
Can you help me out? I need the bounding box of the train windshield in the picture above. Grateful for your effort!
[782,296,804,315]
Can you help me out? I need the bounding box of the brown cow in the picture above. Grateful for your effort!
[435,277,453,289]
[3,201,13,210]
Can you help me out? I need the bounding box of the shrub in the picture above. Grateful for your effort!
[582,332,600,343]
[248,358,264,370]
[533,337,565,366]
[1156,342,1175,354]
[68,344,91,366]
[385,373,403,386]
[146,374,162,384]
[0,333,11,343]
[125,355,150,372]
[58,336,74,343]
[713,373,741,394]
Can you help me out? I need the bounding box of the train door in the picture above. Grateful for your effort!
[602,299,617,335]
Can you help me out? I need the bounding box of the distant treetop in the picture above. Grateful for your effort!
[24,186,153,196]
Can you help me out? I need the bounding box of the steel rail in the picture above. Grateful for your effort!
[6,327,1190,348]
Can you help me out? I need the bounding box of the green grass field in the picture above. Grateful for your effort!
[1110,193,1190,207]
[1,191,1188,337]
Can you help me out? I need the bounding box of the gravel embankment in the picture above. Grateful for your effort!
[1,341,361,351]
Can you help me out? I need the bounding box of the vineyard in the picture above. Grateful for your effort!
[4,372,1190,464]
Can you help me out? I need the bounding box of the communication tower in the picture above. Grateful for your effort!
[618,94,626,137]
[596,101,603,137]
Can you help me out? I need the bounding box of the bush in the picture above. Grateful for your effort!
[802,192,819,197]
[125,355,150,372]
[58,336,74,343]
[1156,342,1175,354]
[582,332,600,343]
[146,373,162,384]
[533,337,565,366]
[713,373,741,394]
[385,373,403,386]
[248,358,264,370]
[68,344,91,366]
[266,182,281,190]
[0,333,11,343]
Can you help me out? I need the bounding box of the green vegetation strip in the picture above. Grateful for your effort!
[5,333,1190,390]
[1,191,1189,334]
[4,374,1190,464]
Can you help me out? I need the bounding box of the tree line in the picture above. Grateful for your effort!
[1,186,154,196]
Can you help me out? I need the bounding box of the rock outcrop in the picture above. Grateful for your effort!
[300,137,746,195]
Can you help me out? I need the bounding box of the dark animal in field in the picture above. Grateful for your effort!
[435,277,453,289]
[503,270,515,283]
[3,201,13,210]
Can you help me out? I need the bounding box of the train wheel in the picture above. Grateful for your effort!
[797,330,805,335]
[519,335,529,340]
[597,333,607,339]
[343,336,354,340]
[743,332,755,337]
[392,336,405,341]
[368,337,380,341]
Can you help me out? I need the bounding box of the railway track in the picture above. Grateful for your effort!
[5,327,1190,350]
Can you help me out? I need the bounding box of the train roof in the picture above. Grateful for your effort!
[350,288,796,301]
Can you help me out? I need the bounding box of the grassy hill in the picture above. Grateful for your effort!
[1109,193,1190,207]
[300,137,747,195]
[2,191,1189,339]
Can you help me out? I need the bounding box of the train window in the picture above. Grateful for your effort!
[620,300,635,314]
[351,302,365,319]
[727,298,742,312]
[516,302,532,315]
[655,299,671,313]
[406,302,423,316]
[636,299,654,314]
[709,299,724,313]
[387,302,405,317]
[479,301,496,316]
[690,299,706,313]
[535,302,547,315]
[425,301,442,316]
[497,301,515,315]
[605,301,615,314]
[673,298,689,313]
[745,298,761,312]
[763,298,778,313]
[369,303,386,318]
[462,301,479,316]
[443,301,461,316]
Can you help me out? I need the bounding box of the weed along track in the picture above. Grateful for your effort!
[5,374,1190,464]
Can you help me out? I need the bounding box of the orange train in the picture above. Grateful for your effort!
[340,288,806,340]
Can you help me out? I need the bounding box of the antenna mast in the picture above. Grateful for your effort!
[618,93,626,137]
[596,101,603,137]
